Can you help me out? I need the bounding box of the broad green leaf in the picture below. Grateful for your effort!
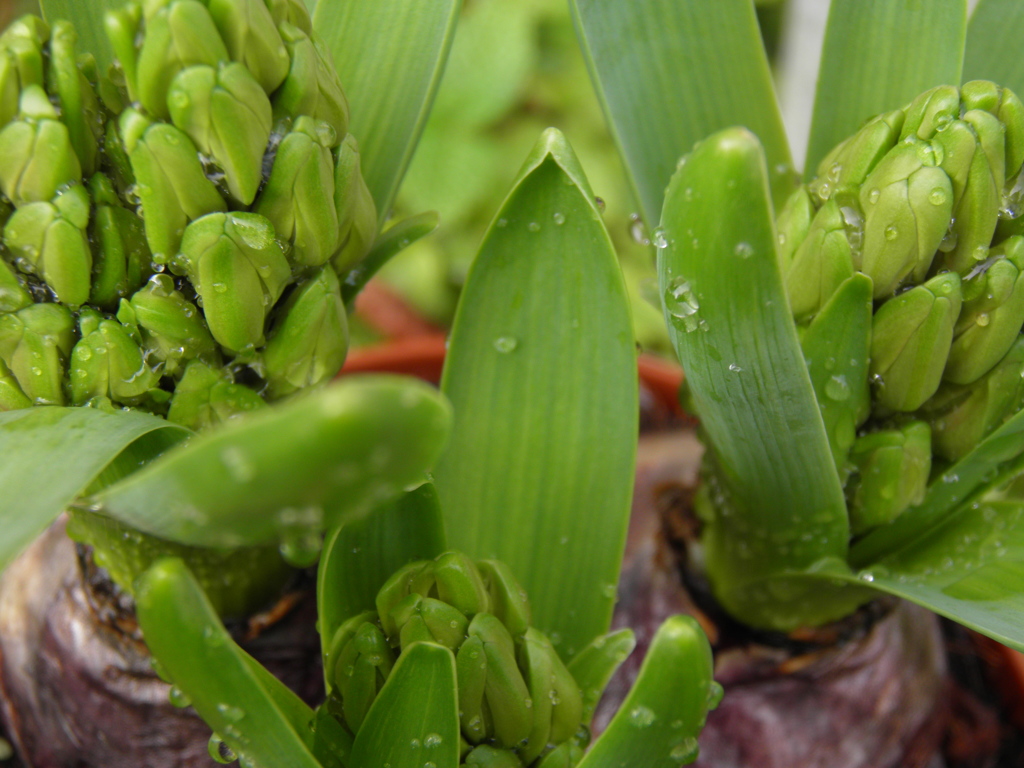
[342,212,440,307]
[317,483,447,678]
[658,128,859,630]
[964,0,1024,95]
[570,0,795,222]
[91,376,451,549]
[39,0,119,74]
[433,128,638,659]
[851,407,1024,567]
[314,0,461,222]
[805,0,968,178]
[578,616,714,768]
[349,641,459,768]
[135,558,322,768]
[567,628,636,723]
[0,407,188,571]
[864,499,1024,652]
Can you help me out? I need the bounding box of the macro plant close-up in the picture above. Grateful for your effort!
[7,0,1024,767]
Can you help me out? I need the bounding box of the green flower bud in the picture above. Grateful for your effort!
[467,613,533,750]
[346,552,589,760]
[774,186,814,269]
[262,265,347,397]
[435,551,492,618]
[0,302,75,405]
[0,257,31,312]
[47,20,101,175]
[273,23,349,138]
[517,628,583,762]
[930,121,999,273]
[858,140,952,297]
[900,85,960,141]
[206,0,289,94]
[0,84,82,206]
[332,619,394,733]
[464,746,522,768]
[70,308,160,405]
[331,133,377,274]
[457,635,491,744]
[0,356,31,411]
[925,337,1024,461]
[478,560,532,638]
[104,3,143,104]
[165,359,265,429]
[254,115,340,267]
[89,173,152,309]
[784,196,855,321]
[0,15,47,129]
[4,184,92,307]
[121,108,227,263]
[134,0,229,119]
[534,741,584,768]
[811,109,904,198]
[121,273,220,377]
[175,211,290,353]
[870,272,962,411]
[264,0,313,34]
[167,62,272,206]
[846,421,931,535]
[945,236,1024,384]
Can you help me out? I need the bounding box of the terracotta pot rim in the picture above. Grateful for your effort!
[340,334,687,415]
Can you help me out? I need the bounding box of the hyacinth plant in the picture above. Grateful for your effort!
[570,0,1024,652]
[0,1,719,766]
[131,128,719,768]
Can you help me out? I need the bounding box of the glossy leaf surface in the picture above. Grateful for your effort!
[964,0,1024,95]
[433,128,638,659]
[135,558,321,768]
[570,0,794,221]
[349,641,459,768]
[314,0,461,222]
[0,407,188,571]
[658,128,858,629]
[39,0,120,74]
[91,376,451,548]
[317,483,446,677]
[578,616,714,768]
[806,0,968,176]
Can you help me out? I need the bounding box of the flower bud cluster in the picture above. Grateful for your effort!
[325,552,592,768]
[0,0,376,429]
[779,81,1024,533]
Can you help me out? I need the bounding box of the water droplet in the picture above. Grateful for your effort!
[524,697,533,708]
[220,446,255,483]
[884,224,899,241]
[212,282,228,293]
[168,686,191,708]
[208,734,237,764]
[552,212,565,226]
[669,737,700,764]
[279,530,323,567]
[858,571,875,583]
[868,189,881,205]
[652,227,668,249]
[493,336,517,354]
[410,739,421,749]
[602,583,617,599]
[929,188,947,205]
[496,218,508,228]
[629,213,650,245]
[424,733,442,748]
[976,313,991,327]
[824,375,850,401]
[630,706,656,727]
[527,222,541,232]
[733,242,753,258]
[706,681,724,709]
[217,703,245,722]
[728,363,742,373]
[664,276,701,332]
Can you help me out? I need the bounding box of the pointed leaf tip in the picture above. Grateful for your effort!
[518,128,595,202]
